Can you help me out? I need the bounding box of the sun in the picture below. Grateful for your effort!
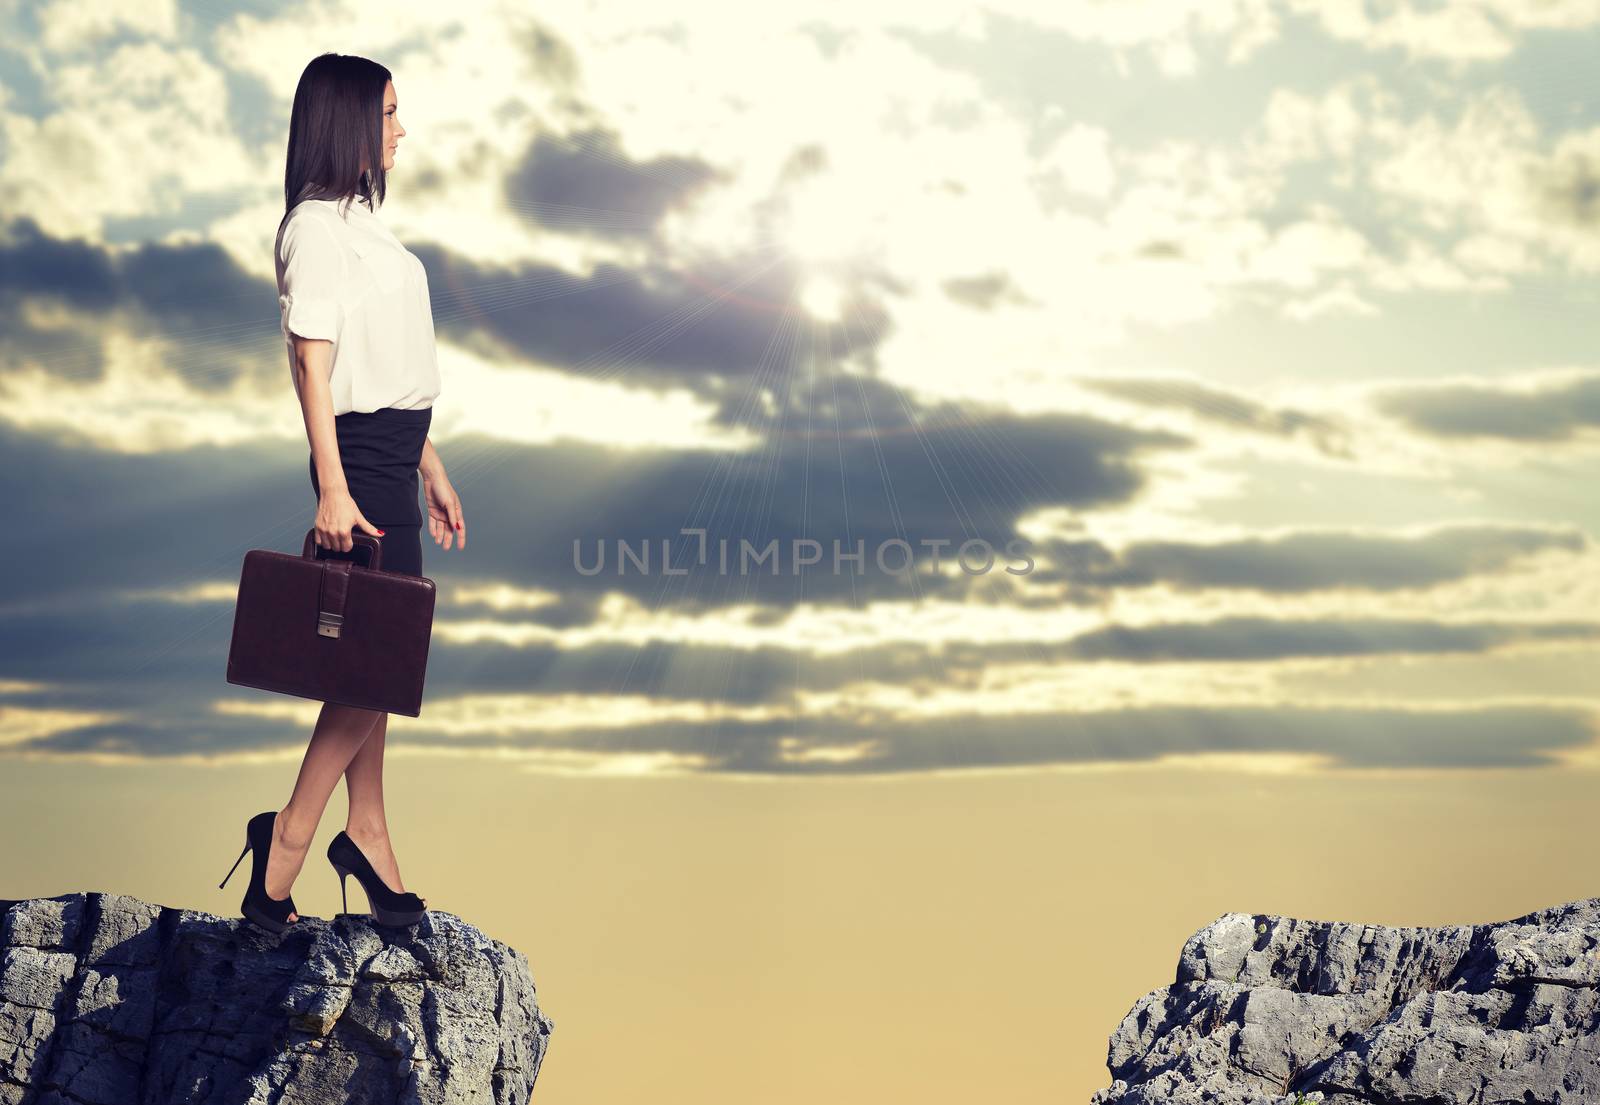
[772,172,886,272]
[797,275,847,323]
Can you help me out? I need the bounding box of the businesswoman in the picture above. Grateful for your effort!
[220,53,464,933]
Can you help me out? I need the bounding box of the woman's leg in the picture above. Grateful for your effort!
[342,710,414,895]
[265,702,384,921]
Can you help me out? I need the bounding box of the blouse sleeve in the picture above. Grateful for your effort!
[277,214,344,343]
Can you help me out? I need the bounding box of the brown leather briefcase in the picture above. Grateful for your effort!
[225,528,436,717]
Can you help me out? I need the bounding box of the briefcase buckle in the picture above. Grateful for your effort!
[317,611,344,638]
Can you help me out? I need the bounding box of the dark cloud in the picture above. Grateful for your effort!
[1,423,1589,768]
[2,580,1593,713]
[712,702,1596,773]
[0,217,119,306]
[513,19,581,88]
[4,203,884,412]
[0,215,278,392]
[1061,615,1600,661]
[1038,523,1588,593]
[505,127,726,241]
[1372,371,1600,442]
[8,713,309,762]
[413,239,895,390]
[4,673,1590,773]
[941,271,1036,309]
[419,125,902,390]
[1528,144,1600,232]
[0,358,1190,608]
[0,424,321,600]
[1137,240,1184,260]
[1078,374,1352,456]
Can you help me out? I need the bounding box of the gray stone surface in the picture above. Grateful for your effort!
[1091,897,1600,1104]
[0,893,554,1104]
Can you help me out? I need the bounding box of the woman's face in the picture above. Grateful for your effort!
[381,79,404,172]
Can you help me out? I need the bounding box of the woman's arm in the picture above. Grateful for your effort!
[293,335,380,548]
[294,337,344,495]
[420,435,447,482]
[279,214,350,501]
[419,433,466,544]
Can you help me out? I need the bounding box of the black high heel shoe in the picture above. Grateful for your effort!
[219,810,299,933]
[327,830,427,927]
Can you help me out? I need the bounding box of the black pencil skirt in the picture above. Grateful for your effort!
[309,406,432,577]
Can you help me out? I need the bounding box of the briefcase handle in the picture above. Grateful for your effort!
[301,527,384,571]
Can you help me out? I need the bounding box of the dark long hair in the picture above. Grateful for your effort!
[280,53,392,231]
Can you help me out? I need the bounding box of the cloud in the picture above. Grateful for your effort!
[0,215,877,454]
[941,271,1037,310]
[35,0,177,55]
[1284,0,1600,63]
[0,37,252,234]
[415,239,881,388]
[5,0,1599,783]
[7,567,1593,706]
[1062,615,1600,661]
[1252,76,1600,284]
[0,214,277,397]
[4,674,1592,773]
[1076,373,1353,456]
[0,382,1188,606]
[0,383,1592,774]
[1041,523,1589,593]
[1372,369,1600,443]
[506,127,726,241]
[724,701,1597,773]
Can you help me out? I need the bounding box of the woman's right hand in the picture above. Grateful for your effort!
[314,489,384,552]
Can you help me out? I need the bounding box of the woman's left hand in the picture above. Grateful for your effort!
[423,473,465,550]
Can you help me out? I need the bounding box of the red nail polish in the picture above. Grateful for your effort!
[377,529,385,535]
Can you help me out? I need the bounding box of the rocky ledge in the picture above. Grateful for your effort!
[1,893,553,1105]
[1091,896,1600,1104]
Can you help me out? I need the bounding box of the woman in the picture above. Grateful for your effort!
[221,53,464,934]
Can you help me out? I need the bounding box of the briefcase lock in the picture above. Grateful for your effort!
[317,559,353,639]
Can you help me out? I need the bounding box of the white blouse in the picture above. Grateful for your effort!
[274,197,442,415]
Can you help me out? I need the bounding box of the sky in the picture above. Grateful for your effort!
[2,0,1599,1101]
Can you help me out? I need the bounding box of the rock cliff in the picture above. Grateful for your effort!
[1092,896,1600,1104]
[1,893,553,1104]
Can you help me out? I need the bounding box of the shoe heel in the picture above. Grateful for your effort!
[332,863,350,915]
[219,838,250,890]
